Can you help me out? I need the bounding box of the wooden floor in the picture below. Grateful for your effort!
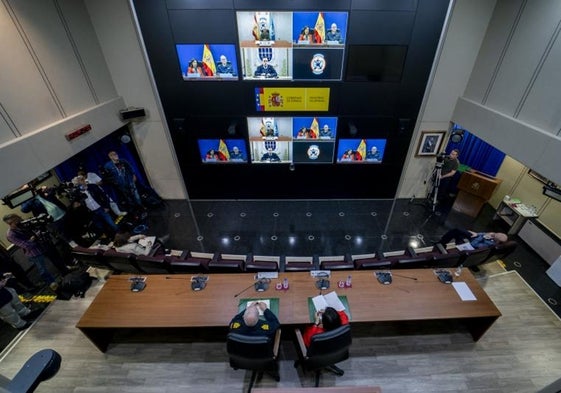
[1,263,561,393]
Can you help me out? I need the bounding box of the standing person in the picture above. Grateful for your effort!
[229,301,280,339]
[104,150,143,209]
[0,274,38,330]
[3,214,70,291]
[71,175,118,237]
[77,169,126,217]
[437,149,460,201]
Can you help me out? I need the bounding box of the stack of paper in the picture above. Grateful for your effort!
[312,291,345,312]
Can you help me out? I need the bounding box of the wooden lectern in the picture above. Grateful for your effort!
[452,170,502,217]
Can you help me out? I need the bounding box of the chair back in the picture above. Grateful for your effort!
[135,255,171,274]
[226,333,278,372]
[459,247,494,268]
[488,240,518,263]
[305,324,352,370]
[102,249,142,274]
[71,246,108,269]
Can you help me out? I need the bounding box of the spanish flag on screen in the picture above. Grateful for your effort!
[252,13,260,40]
[218,139,230,161]
[202,44,216,76]
[356,139,366,161]
[314,12,325,44]
[309,118,319,139]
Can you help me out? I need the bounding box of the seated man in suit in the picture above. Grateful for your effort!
[254,58,277,78]
[261,148,281,162]
[438,228,507,249]
[216,55,235,76]
[229,301,279,338]
[326,23,343,43]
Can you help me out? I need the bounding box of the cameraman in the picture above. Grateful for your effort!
[438,149,460,201]
[3,214,70,291]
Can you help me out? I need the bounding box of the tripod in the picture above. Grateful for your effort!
[426,164,443,212]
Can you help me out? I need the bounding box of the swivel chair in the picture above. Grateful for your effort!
[0,349,61,393]
[294,324,352,387]
[226,329,281,393]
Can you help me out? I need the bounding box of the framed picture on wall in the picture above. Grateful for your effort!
[415,131,446,157]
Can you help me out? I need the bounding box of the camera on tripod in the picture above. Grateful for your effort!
[18,213,53,231]
[435,152,446,168]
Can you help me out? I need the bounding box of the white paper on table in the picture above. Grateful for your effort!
[312,291,345,312]
[138,236,156,248]
[246,299,270,315]
[452,282,477,301]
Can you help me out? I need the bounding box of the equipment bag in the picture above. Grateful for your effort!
[57,271,93,300]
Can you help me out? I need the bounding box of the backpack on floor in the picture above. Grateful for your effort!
[57,271,93,300]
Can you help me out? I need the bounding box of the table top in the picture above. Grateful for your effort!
[76,270,500,329]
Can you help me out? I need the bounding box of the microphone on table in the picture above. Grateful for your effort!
[234,278,270,297]
[392,273,418,281]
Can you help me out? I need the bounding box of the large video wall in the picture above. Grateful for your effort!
[132,0,450,199]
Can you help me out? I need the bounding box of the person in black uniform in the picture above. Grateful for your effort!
[229,301,280,338]
[254,58,277,78]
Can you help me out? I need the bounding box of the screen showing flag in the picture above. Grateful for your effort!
[236,11,347,81]
[176,44,239,80]
[198,139,248,163]
[336,139,387,164]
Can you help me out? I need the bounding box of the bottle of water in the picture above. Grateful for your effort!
[455,264,463,277]
[345,275,352,287]
[282,278,289,290]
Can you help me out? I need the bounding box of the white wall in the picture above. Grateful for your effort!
[0,0,184,199]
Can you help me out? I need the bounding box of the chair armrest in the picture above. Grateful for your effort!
[273,328,282,358]
[435,243,448,254]
[294,328,308,358]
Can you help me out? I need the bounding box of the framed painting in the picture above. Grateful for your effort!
[415,131,446,157]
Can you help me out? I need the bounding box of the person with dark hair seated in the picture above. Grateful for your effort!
[301,306,349,376]
[302,306,349,347]
[185,59,206,77]
[229,301,280,339]
[438,228,508,249]
[298,26,314,44]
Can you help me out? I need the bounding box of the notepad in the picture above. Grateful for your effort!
[452,282,477,301]
[138,236,156,248]
[456,242,474,251]
[312,291,346,312]
[246,299,270,315]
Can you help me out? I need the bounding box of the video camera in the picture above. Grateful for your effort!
[53,182,86,203]
[435,152,447,168]
[18,213,53,231]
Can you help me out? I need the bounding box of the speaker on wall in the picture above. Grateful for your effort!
[119,107,146,121]
[450,129,464,143]
[398,118,411,134]
[349,122,358,136]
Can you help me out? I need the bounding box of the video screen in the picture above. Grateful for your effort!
[292,117,337,139]
[345,45,408,82]
[292,12,347,45]
[236,11,347,81]
[176,44,239,80]
[198,139,248,163]
[336,139,387,163]
[292,141,335,164]
[247,117,292,163]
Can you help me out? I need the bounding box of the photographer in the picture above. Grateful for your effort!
[3,213,70,291]
[71,175,118,238]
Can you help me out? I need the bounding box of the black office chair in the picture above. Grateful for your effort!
[102,249,142,274]
[485,240,518,264]
[0,349,61,393]
[135,254,172,274]
[294,324,352,387]
[70,246,109,270]
[226,329,281,393]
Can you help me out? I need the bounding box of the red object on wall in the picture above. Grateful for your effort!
[65,124,92,141]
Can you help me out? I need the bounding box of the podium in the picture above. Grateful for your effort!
[451,170,502,217]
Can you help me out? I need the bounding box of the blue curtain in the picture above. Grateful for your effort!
[445,127,505,176]
[54,127,147,186]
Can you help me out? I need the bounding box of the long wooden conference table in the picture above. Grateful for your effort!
[76,270,501,352]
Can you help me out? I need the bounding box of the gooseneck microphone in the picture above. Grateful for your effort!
[234,282,257,298]
[392,273,418,281]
